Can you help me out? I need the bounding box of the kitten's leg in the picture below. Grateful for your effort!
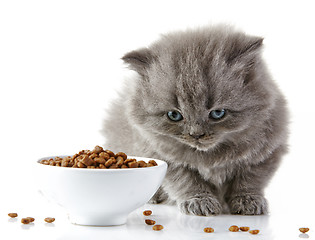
[163,163,222,216]
[149,187,170,204]
[225,146,284,215]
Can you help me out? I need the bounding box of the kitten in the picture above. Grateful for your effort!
[103,25,288,215]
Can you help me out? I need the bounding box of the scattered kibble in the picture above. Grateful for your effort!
[145,219,156,225]
[204,227,214,233]
[8,213,18,218]
[139,209,310,236]
[229,225,239,232]
[299,228,309,234]
[143,210,152,216]
[240,226,250,232]
[152,225,164,231]
[26,217,35,222]
[249,230,260,235]
[21,218,30,224]
[44,217,55,223]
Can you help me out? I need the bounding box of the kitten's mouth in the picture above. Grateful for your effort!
[178,135,218,151]
[193,141,217,151]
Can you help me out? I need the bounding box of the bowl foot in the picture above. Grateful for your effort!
[68,213,127,226]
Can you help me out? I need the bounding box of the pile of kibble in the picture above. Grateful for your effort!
[40,145,158,169]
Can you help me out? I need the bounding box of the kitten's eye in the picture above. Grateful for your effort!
[209,109,226,120]
[167,110,183,122]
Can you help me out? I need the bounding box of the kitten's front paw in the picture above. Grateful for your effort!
[229,194,268,215]
[179,194,222,216]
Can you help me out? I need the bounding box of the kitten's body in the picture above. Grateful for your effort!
[103,25,288,215]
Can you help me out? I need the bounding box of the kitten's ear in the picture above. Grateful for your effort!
[122,48,154,76]
[227,36,264,85]
[227,36,264,63]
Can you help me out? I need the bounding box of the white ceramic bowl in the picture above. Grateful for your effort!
[36,156,167,226]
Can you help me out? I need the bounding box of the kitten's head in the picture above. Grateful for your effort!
[123,26,276,151]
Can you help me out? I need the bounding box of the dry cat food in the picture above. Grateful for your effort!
[204,227,214,233]
[142,209,164,231]
[21,218,31,224]
[143,210,152,216]
[40,146,158,169]
[152,224,164,231]
[229,225,240,232]
[240,226,250,232]
[8,213,18,218]
[26,217,35,222]
[145,219,156,225]
[249,230,260,235]
[299,228,309,233]
[44,217,55,223]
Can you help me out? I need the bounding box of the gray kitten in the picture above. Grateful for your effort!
[103,25,288,215]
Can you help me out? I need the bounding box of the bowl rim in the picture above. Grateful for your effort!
[36,155,167,172]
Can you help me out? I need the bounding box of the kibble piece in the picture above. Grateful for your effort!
[44,217,55,223]
[148,160,158,166]
[229,225,239,232]
[249,230,260,235]
[124,158,136,165]
[67,160,74,167]
[138,160,147,167]
[93,145,104,154]
[116,158,124,167]
[121,164,128,168]
[26,217,35,222]
[90,153,98,159]
[152,225,163,231]
[99,163,106,169]
[78,150,88,156]
[145,219,156,225]
[40,159,49,165]
[128,161,139,168]
[77,162,86,168]
[240,226,250,232]
[109,163,118,169]
[8,213,18,218]
[116,152,128,160]
[143,210,152,216]
[61,160,69,167]
[105,157,117,167]
[94,157,106,165]
[71,162,78,168]
[99,152,110,160]
[116,155,124,162]
[204,227,214,233]
[80,155,95,166]
[21,218,30,224]
[105,150,115,158]
[49,159,56,166]
[299,228,309,233]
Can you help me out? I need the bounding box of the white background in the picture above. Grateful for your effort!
[0,0,314,239]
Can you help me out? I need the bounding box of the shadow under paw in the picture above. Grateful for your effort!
[229,194,268,215]
[179,195,222,216]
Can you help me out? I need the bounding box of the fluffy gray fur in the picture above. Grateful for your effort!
[103,25,288,216]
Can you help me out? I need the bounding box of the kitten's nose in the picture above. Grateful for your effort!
[189,133,205,140]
